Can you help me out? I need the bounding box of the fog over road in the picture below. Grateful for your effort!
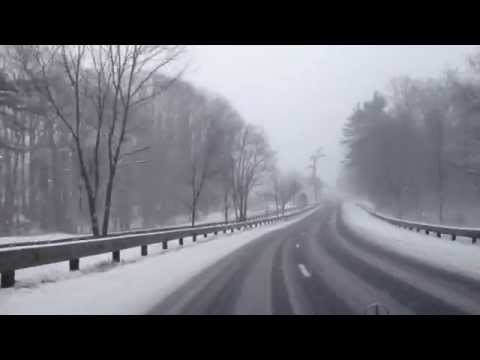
[150,199,480,315]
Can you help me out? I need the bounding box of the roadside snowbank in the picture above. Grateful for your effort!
[341,202,480,281]
[0,233,80,246]
[0,208,316,315]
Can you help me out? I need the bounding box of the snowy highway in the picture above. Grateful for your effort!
[3,198,480,314]
[4,45,480,316]
[150,199,480,315]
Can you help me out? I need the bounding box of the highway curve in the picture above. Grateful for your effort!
[149,199,480,315]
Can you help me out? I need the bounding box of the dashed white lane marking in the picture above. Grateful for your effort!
[298,264,312,278]
[296,244,300,249]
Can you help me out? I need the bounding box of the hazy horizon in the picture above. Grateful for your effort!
[184,45,477,186]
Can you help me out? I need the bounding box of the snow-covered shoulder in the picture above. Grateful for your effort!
[341,202,480,282]
[0,208,316,315]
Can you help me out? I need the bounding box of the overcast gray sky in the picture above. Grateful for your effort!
[183,45,478,186]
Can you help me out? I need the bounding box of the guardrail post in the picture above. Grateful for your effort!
[473,238,477,244]
[426,230,430,235]
[1,271,15,288]
[193,234,197,242]
[223,228,227,233]
[112,250,120,263]
[162,241,168,249]
[204,233,207,238]
[436,232,441,238]
[451,234,456,241]
[214,231,218,235]
[141,245,148,256]
[69,258,80,271]
[179,238,184,246]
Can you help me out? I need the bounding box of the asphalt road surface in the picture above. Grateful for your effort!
[149,200,480,315]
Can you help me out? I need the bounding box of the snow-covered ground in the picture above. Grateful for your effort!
[163,206,278,228]
[365,209,480,235]
[0,208,316,315]
[342,202,480,281]
[0,232,80,246]
[0,208,273,246]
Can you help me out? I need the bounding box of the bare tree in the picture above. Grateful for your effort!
[98,45,184,235]
[278,171,302,215]
[420,79,453,223]
[9,45,185,236]
[231,125,273,221]
[269,167,281,215]
[184,95,226,226]
[215,101,244,223]
[9,45,107,235]
[1,45,297,237]
[308,147,324,203]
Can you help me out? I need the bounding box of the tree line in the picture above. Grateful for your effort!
[341,47,480,225]
[0,45,308,237]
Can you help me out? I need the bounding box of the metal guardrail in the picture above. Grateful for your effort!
[0,207,301,250]
[0,205,317,288]
[359,204,480,244]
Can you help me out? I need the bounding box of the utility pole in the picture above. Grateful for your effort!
[308,148,325,203]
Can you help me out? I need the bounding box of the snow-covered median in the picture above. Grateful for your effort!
[0,209,315,315]
[341,202,480,281]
